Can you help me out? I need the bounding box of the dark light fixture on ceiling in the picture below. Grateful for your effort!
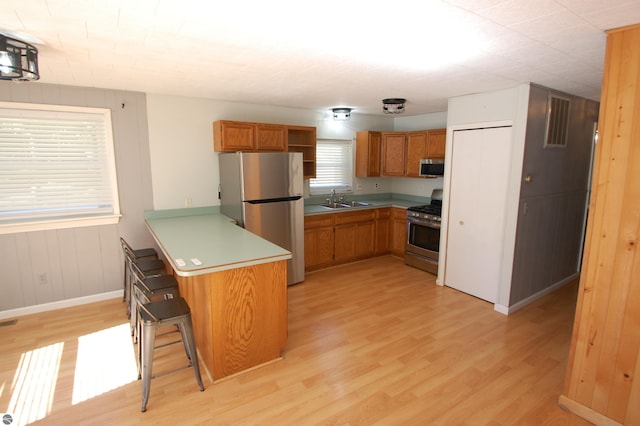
[382,98,406,114]
[0,34,40,81]
[332,107,352,121]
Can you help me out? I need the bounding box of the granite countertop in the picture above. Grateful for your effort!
[145,207,291,277]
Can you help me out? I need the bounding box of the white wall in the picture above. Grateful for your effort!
[440,83,531,310]
[0,82,155,316]
[146,94,448,209]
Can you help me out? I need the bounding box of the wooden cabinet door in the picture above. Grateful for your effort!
[374,208,391,255]
[256,124,286,151]
[355,222,375,258]
[426,129,446,158]
[406,131,427,177]
[334,223,357,262]
[334,210,376,262]
[355,131,381,177]
[381,132,406,176]
[390,208,407,257]
[304,215,334,270]
[213,120,255,151]
[304,227,334,269]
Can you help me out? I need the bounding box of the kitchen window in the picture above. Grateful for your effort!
[0,102,120,234]
[309,138,353,195]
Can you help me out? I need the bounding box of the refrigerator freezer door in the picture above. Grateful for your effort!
[243,197,304,285]
[239,152,303,201]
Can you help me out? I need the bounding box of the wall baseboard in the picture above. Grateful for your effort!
[493,273,579,315]
[0,290,123,320]
[558,395,623,426]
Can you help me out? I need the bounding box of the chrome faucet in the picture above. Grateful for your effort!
[330,188,336,203]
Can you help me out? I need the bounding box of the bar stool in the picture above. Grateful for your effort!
[137,296,205,412]
[120,237,159,311]
[130,263,180,341]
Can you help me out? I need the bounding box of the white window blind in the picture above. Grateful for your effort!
[309,138,353,195]
[0,102,120,232]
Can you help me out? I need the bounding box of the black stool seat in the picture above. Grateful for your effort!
[135,258,166,274]
[138,296,204,412]
[138,275,180,296]
[131,247,157,260]
[130,268,178,342]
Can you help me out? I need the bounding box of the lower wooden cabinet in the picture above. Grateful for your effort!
[304,207,405,271]
[390,207,407,257]
[334,210,376,262]
[304,214,334,270]
[374,208,391,255]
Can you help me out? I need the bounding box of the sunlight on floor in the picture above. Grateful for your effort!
[72,323,138,404]
[5,323,138,425]
[8,342,64,425]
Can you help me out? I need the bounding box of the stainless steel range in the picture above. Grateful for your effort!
[404,189,443,275]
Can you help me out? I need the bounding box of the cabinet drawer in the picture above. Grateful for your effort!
[391,207,407,220]
[304,214,334,229]
[334,210,376,225]
[376,208,391,219]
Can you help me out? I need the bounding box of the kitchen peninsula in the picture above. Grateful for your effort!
[144,207,290,381]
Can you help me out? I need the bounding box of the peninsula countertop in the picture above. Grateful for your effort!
[145,207,291,277]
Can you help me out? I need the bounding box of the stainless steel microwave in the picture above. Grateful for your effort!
[419,159,445,177]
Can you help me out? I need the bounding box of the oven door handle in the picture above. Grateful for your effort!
[408,217,441,229]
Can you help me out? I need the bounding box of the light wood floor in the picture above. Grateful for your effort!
[1,256,591,425]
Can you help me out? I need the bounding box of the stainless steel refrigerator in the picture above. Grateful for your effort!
[218,152,304,285]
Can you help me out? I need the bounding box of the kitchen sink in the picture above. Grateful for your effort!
[320,201,370,209]
[321,202,351,209]
[344,201,369,207]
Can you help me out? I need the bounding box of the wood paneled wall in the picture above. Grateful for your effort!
[560,23,640,425]
[0,83,155,313]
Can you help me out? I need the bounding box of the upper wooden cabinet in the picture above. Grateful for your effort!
[214,120,286,151]
[256,123,287,151]
[381,132,407,176]
[406,131,428,177]
[213,120,257,151]
[213,120,316,179]
[287,125,317,179]
[405,129,446,176]
[426,128,446,158]
[355,131,381,177]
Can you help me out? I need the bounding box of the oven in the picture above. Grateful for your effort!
[404,189,442,275]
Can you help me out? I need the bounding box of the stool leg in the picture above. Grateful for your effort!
[123,258,128,304]
[130,286,138,341]
[180,318,204,392]
[141,320,156,412]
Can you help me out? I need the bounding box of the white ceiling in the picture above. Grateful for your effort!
[2,0,640,116]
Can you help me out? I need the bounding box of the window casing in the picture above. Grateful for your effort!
[309,138,353,195]
[0,102,120,234]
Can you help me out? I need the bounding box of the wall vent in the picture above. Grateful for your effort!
[544,93,570,148]
[0,319,18,327]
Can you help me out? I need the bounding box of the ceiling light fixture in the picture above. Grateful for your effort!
[382,98,406,114]
[332,107,352,121]
[0,34,39,81]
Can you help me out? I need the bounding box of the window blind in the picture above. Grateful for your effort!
[309,138,353,195]
[0,103,120,225]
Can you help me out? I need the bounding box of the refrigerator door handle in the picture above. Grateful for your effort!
[246,195,302,204]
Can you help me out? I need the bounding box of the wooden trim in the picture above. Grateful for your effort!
[558,396,623,426]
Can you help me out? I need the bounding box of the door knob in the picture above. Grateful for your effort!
[524,175,533,183]
[459,220,464,225]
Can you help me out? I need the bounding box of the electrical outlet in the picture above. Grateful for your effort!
[185,196,193,207]
[38,273,48,285]
[374,182,380,190]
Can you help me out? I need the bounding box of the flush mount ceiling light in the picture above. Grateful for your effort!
[0,34,40,81]
[332,107,352,121]
[382,98,406,114]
